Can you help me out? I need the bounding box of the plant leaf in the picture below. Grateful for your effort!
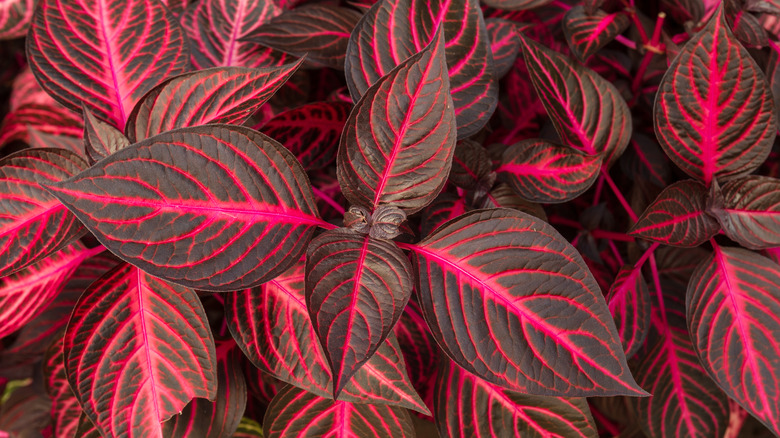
[420,192,468,238]
[45,125,320,291]
[411,208,645,396]
[27,0,190,128]
[43,335,82,438]
[64,262,218,438]
[479,0,551,10]
[126,63,303,142]
[306,229,413,398]
[686,245,780,435]
[606,264,651,359]
[562,6,630,62]
[653,7,776,185]
[710,175,780,250]
[262,384,415,438]
[630,180,720,247]
[0,0,34,40]
[27,129,84,157]
[449,139,494,190]
[496,138,602,203]
[485,18,521,79]
[0,103,83,149]
[338,29,456,214]
[82,106,130,163]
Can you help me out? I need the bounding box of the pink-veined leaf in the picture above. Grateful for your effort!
[82,106,130,163]
[519,35,632,165]
[479,183,548,221]
[45,125,320,291]
[606,264,651,359]
[661,0,705,24]
[0,383,51,436]
[496,138,602,203]
[224,260,431,414]
[654,7,776,185]
[687,245,780,435]
[411,208,645,397]
[64,262,218,438]
[305,229,413,398]
[262,384,415,438]
[163,341,246,438]
[449,139,494,190]
[0,104,83,148]
[43,335,82,438]
[710,175,780,249]
[485,18,521,79]
[420,192,468,238]
[392,299,440,411]
[26,129,84,157]
[243,4,362,70]
[0,148,87,277]
[9,67,57,111]
[725,0,768,48]
[338,29,457,214]
[125,63,303,142]
[258,101,351,170]
[631,280,729,438]
[434,358,598,437]
[27,0,190,128]
[179,0,285,69]
[75,412,101,438]
[480,0,551,10]
[345,0,496,138]
[562,6,630,62]
[0,0,33,40]
[630,180,720,247]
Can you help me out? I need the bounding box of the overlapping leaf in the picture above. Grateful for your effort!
[0,104,82,148]
[420,192,468,238]
[411,208,645,396]
[434,359,598,437]
[661,0,704,24]
[485,18,521,79]
[345,0,496,138]
[0,0,33,40]
[480,0,551,10]
[687,245,780,435]
[306,229,413,398]
[630,180,720,247]
[83,107,130,163]
[338,30,456,213]
[606,264,651,359]
[710,176,780,249]
[43,336,82,438]
[45,125,320,291]
[562,6,630,62]
[27,129,84,156]
[64,262,218,438]
[225,260,430,414]
[392,300,439,407]
[478,183,548,221]
[125,63,303,142]
[519,35,632,165]
[449,139,494,190]
[27,0,190,128]
[654,7,776,185]
[497,139,602,203]
[263,384,415,438]
[0,148,86,277]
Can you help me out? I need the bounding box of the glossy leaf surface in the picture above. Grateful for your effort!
[711,176,780,249]
[562,6,630,62]
[46,125,320,291]
[486,18,521,79]
[0,0,33,39]
[606,264,651,359]
[83,107,130,163]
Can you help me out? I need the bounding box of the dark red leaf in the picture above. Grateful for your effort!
[654,7,776,185]
[262,384,415,438]
[43,336,82,438]
[27,0,190,128]
[450,139,494,190]
[606,264,651,359]
[75,413,101,438]
[9,67,56,111]
[686,245,780,435]
[485,18,521,79]
[45,125,320,291]
[0,148,87,277]
[563,6,630,62]
[258,101,351,170]
[710,175,780,249]
[338,30,457,214]
[225,260,431,414]
[420,192,468,238]
[478,183,548,221]
[411,208,645,397]
[725,1,769,48]
[519,35,632,165]
[0,104,83,149]
[125,63,303,142]
[392,299,439,410]
[0,0,33,39]
[26,129,84,157]
[305,229,413,397]
[0,384,51,436]
[243,4,361,70]
[434,358,599,437]
[496,138,602,203]
[345,0,497,138]
[661,0,705,24]
[82,106,130,163]
[480,0,551,11]
[64,262,218,438]
[630,180,720,247]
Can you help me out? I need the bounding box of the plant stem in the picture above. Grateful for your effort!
[602,167,639,222]
[591,230,635,242]
[312,186,346,214]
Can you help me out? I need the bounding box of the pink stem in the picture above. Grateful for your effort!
[591,230,635,242]
[602,168,639,222]
[607,239,626,266]
[312,186,345,215]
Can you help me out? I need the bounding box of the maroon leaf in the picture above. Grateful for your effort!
[420,192,468,238]
[562,6,630,62]
[305,229,413,397]
[243,4,362,70]
[0,104,83,148]
[661,0,705,24]
[64,262,218,438]
[26,129,84,157]
[0,0,33,40]
[480,0,551,10]
[606,264,651,359]
[338,30,457,214]
[0,148,87,277]
[82,106,130,163]
[0,384,51,436]
[345,0,497,138]
[45,125,320,291]
[43,336,82,438]
[519,35,632,165]
[485,18,521,79]
[392,300,440,409]
[710,175,780,250]
[630,180,720,247]
[225,260,431,414]
[125,63,303,142]
[9,67,57,111]
[262,384,415,438]
[258,101,351,170]
[479,183,548,221]
[654,7,776,185]
[27,0,190,128]
[725,1,768,48]
[75,413,101,438]
[496,139,602,203]
[434,358,599,437]
[411,208,645,396]
[687,245,780,435]
[449,139,494,190]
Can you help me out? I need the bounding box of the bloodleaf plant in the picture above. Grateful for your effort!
[3,0,780,436]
